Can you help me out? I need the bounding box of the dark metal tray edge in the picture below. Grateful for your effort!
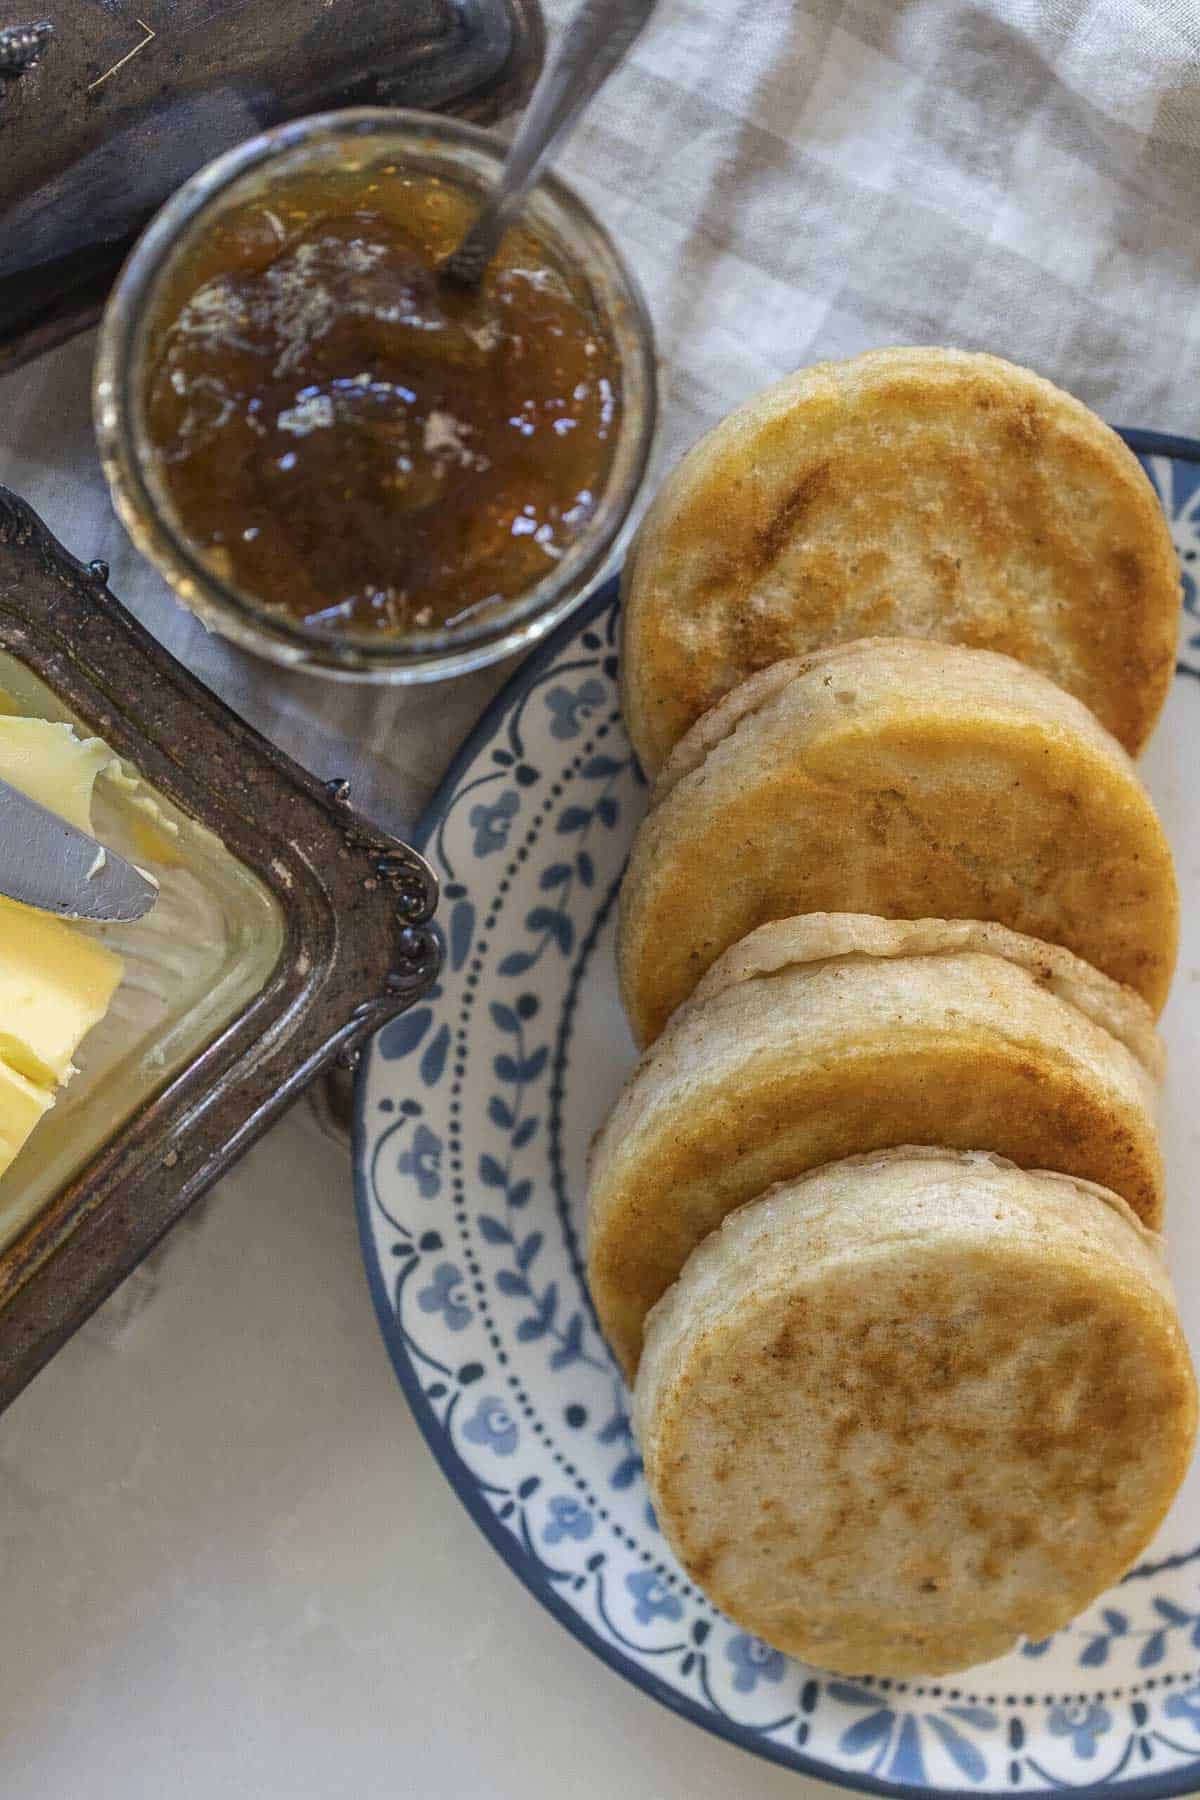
[0,486,441,1411]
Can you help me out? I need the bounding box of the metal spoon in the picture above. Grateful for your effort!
[441,0,660,287]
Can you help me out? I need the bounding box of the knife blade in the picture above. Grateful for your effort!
[0,776,158,922]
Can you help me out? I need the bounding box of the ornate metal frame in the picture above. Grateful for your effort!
[0,488,441,1408]
[0,18,52,76]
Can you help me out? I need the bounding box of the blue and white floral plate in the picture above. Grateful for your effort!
[355,429,1200,1796]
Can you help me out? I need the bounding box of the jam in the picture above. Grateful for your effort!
[141,165,620,635]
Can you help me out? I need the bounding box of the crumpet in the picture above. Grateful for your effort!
[617,638,1178,1046]
[590,914,1164,1377]
[621,347,1178,773]
[635,1150,1196,1676]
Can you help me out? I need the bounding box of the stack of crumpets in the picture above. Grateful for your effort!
[585,347,1197,1677]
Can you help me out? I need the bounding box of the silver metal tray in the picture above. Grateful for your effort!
[0,487,441,1410]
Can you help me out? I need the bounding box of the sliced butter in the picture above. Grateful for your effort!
[0,715,118,834]
[0,895,123,1087]
[0,1061,53,1181]
[0,713,127,1180]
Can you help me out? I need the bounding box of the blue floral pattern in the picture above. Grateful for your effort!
[462,1395,519,1457]
[726,1633,786,1693]
[1165,1687,1200,1732]
[546,678,606,740]
[360,463,1200,1800]
[417,1262,472,1332]
[626,1569,684,1626]
[396,1121,442,1198]
[1049,1703,1113,1760]
[469,789,519,856]
[831,1685,997,1786]
[544,1497,594,1544]
[1156,451,1200,673]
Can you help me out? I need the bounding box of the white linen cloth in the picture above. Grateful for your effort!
[4,0,1200,837]
[1,2,1198,1793]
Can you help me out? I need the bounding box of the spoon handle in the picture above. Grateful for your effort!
[442,0,659,285]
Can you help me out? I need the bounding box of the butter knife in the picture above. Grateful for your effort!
[0,775,158,922]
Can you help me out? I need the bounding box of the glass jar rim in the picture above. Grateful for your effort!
[94,107,658,683]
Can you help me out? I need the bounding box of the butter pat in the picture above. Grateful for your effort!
[0,896,123,1087]
[0,713,128,1182]
[0,716,116,833]
[0,1062,53,1181]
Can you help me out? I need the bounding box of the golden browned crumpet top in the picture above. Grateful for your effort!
[634,1149,1197,1678]
[620,348,1179,774]
[589,913,1166,1380]
[617,638,1178,1047]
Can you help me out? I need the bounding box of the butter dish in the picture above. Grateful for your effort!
[0,883,123,1179]
[0,487,440,1409]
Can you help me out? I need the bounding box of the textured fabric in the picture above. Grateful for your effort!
[2,0,1199,835]
[0,0,1198,1334]
[559,0,1200,460]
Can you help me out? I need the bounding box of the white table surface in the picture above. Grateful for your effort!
[6,0,1200,1789]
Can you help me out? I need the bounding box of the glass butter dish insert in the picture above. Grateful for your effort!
[0,653,284,1252]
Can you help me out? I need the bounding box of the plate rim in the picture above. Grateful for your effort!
[354,428,1200,1800]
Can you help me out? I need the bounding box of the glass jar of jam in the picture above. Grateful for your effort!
[95,109,657,682]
